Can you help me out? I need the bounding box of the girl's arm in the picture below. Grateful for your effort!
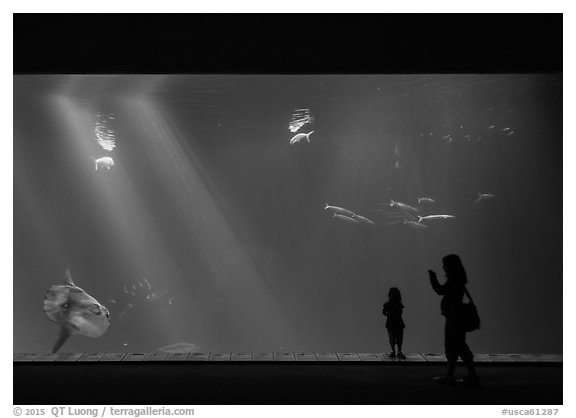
[382,304,389,316]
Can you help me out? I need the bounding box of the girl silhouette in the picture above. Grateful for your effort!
[382,287,406,359]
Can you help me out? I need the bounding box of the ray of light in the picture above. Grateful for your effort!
[122,93,296,350]
[49,86,210,348]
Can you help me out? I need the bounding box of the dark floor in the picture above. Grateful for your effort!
[14,362,562,405]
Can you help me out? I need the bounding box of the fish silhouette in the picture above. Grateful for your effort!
[288,108,314,132]
[352,214,375,225]
[90,156,115,170]
[332,213,359,223]
[403,219,428,229]
[389,199,419,213]
[418,215,455,222]
[325,203,356,217]
[43,269,110,353]
[418,197,435,204]
[289,131,314,145]
[474,193,496,203]
[157,342,201,354]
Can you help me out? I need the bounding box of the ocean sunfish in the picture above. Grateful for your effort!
[90,156,115,170]
[289,131,314,145]
[43,269,110,353]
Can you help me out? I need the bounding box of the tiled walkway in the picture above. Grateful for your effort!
[13,352,563,363]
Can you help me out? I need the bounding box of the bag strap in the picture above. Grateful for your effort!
[464,286,475,305]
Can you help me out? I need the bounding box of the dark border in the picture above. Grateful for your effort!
[14,13,562,74]
[14,362,562,404]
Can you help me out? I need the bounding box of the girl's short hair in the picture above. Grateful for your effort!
[388,287,402,301]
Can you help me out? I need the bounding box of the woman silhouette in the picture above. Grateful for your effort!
[429,254,479,385]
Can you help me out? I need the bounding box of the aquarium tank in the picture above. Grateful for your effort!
[13,74,562,355]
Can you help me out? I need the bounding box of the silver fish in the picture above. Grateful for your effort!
[289,112,315,133]
[289,121,306,133]
[91,156,115,170]
[333,213,359,223]
[157,342,201,354]
[390,199,418,213]
[474,193,496,203]
[418,215,455,222]
[352,214,375,225]
[417,197,435,204]
[43,269,110,353]
[289,131,314,144]
[325,203,356,217]
[96,139,116,152]
[403,220,428,229]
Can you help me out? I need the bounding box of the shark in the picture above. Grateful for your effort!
[43,269,110,353]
